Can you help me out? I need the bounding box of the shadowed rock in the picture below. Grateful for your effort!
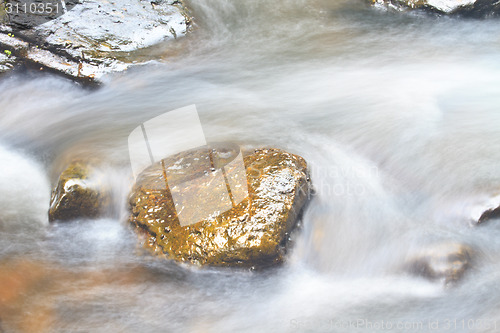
[49,161,110,222]
[0,0,192,83]
[477,206,500,223]
[129,145,311,268]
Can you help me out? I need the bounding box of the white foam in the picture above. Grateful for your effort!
[0,145,50,229]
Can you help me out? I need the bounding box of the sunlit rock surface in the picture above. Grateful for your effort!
[129,145,311,268]
[0,0,192,81]
[370,0,500,17]
[406,242,472,284]
[49,161,110,222]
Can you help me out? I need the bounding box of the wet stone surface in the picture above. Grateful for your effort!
[129,144,311,268]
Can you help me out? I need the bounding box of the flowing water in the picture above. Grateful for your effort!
[1,0,500,332]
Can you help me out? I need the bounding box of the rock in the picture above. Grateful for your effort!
[129,144,311,268]
[0,29,100,86]
[471,194,500,224]
[0,258,56,333]
[0,145,50,229]
[370,0,500,17]
[49,161,110,222]
[0,51,15,74]
[406,242,472,284]
[0,0,192,83]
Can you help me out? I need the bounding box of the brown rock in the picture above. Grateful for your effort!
[129,144,311,267]
[0,258,56,333]
[48,161,110,222]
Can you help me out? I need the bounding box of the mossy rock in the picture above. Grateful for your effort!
[49,161,110,222]
[129,144,311,268]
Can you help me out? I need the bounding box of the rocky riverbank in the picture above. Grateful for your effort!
[0,0,192,85]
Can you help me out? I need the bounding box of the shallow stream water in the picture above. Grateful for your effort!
[1,0,500,332]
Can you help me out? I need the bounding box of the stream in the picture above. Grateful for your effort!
[1,0,500,332]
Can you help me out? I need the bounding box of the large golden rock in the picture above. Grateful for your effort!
[129,145,311,267]
[48,161,110,222]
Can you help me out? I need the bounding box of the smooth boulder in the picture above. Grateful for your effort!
[471,194,500,224]
[129,145,311,268]
[49,161,110,222]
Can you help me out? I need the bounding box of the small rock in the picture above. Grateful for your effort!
[471,194,500,224]
[49,161,110,222]
[406,242,472,284]
[370,0,500,17]
[129,144,311,268]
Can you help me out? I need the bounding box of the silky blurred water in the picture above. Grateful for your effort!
[1,0,500,332]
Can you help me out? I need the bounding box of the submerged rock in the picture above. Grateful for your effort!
[49,161,110,222]
[370,0,500,17]
[406,242,472,284]
[0,0,192,83]
[129,144,311,268]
